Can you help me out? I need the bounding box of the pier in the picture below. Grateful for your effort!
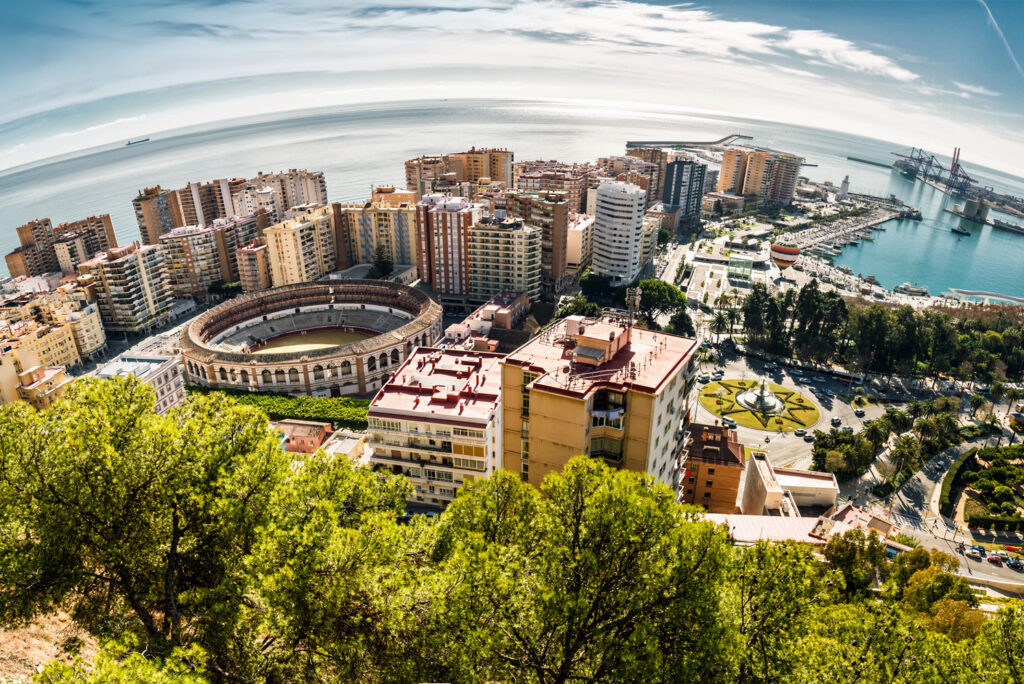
[784,208,898,251]
[625,134,752,149]
[949,289,1024,306]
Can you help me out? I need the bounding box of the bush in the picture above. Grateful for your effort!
[186,386,369,429]
[939,448,977,517]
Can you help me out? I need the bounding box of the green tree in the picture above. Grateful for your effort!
[970,393,989,418]
[34,638,207,683]
[885,408,913,435]
[0,378,287,679]
[901,567,977,613]
[710,310,729,343]
[636,279,687,324]
[1005,386,1022,415]
[822,529,887,597]
[556,294,602,319]
[927,598,985,642]
[666,309,696,337]
[863,418,891,453]
[367,241,394,279]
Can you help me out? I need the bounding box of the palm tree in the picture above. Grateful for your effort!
[890,434,920,479]
[885,408,913,435]
[935,412,959,440]
[914,417,937,442]
[1004,387,1022,416]
[991,381,1006,411]
[726,307,741,342]
[710,310,729,344]
[864,418,891,453]
[969,394,989,418]
[908,401,927,420]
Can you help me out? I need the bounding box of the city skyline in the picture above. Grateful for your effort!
[2,1,1023,177]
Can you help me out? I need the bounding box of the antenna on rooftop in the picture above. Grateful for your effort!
[625,286,642,327]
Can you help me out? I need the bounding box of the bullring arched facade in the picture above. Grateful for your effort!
[179,281,443,397]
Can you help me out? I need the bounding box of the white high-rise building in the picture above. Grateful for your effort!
[591,182,647,286]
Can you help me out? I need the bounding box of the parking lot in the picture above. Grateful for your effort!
[693,351,887,470]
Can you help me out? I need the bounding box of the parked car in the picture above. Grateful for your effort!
[988,554,1003,564]
[698,375,711,383]
[795,428,807,436]
[972,545,987,554]
[841,426,854,433]
[791,369,803,376]
[824,389,835,397]
[965,548,982,560]
[831,417,842,427]
[803,434,815,443]
[1008,558,1024,570]
[854,408,866,418]
[814,375,827,383]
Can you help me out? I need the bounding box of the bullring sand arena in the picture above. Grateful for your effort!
[179,280,443,397]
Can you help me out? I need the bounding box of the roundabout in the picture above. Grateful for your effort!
[699,378,820,432]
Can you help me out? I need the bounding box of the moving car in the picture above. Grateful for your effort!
[723,418,737,429]
[814,375,827,383]
[1008,558,1024,571]
[794,428,806,436]
[803,434,815,442]
[988,554,1003,564]
[854,408,866,418]
[831,417,842,427]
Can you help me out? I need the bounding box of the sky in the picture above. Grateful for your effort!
[1,0,1023,177]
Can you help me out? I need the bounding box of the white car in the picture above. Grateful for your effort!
[965,548,982,560]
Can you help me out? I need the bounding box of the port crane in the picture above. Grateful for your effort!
[891,147,977,196]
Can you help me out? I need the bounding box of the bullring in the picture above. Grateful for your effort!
[179,281,443,396]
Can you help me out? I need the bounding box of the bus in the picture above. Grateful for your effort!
[835,371,864,385]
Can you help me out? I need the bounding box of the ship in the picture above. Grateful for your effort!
[125,138,150,146]
[951,226,972,236]
[894,282,929,297]
[992,218,1024,235]
[865,275,880,285]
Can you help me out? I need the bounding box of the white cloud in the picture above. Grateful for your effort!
[777,30,919,82]
[952,81,1000,97]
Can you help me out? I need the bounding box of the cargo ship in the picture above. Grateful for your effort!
[125,138,150,146]
[951,226,972,236]
[992,218,1024,235]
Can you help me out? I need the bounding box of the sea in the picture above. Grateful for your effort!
[1,98,1022,297]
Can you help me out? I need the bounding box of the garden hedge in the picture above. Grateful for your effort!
[939,448,977,517]
[187,386,369,429]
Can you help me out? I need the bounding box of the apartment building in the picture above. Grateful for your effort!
[717,148,803,205]
[6,219,58,277]
[336,194,418,266]
[597,156,658,207]
[591,181,648,286]
[625,147,669,204]
[15,365,72,411]
[489,189,570,292]
[677,422,745,513]
[7,215,119,277]
[264,205,337,287]
[467,217,542,303]
[236,239,273,293]
[134,186,185,245]
[447,147,513,185]
[77,243,174,333]
[0,318,81,370]
[95,354,186,415]
[158,214,264,296]
[231,169,328,221]
[500,314,700,488]
[415,194,483,299]
[367,348,504,509]
[662,159,707,222]
[0,286,106,360]
[405,155,448,198]
[566,213,594,273]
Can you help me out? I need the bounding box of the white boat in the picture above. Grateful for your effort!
[894,282,929,296]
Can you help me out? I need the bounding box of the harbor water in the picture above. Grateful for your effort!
[0,98,1022,296]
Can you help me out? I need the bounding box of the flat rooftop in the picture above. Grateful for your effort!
[503,315,697,398]
[369,347,504,425]
[706,513,825,546]
[96,355,175,380]
[774,467,840,491]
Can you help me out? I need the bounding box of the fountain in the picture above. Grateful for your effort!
[735,378,784,414]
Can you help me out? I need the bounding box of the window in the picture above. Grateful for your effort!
[453,457,485,471]
[703,492,711,499]
[589,437,623,462]
[453,427,484,439]
[705,481,713,487]
[707,468,716,475]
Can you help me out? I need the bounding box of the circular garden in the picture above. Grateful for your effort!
[698,378,820,432]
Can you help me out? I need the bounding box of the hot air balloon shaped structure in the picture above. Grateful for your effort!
[770,241,800,270]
